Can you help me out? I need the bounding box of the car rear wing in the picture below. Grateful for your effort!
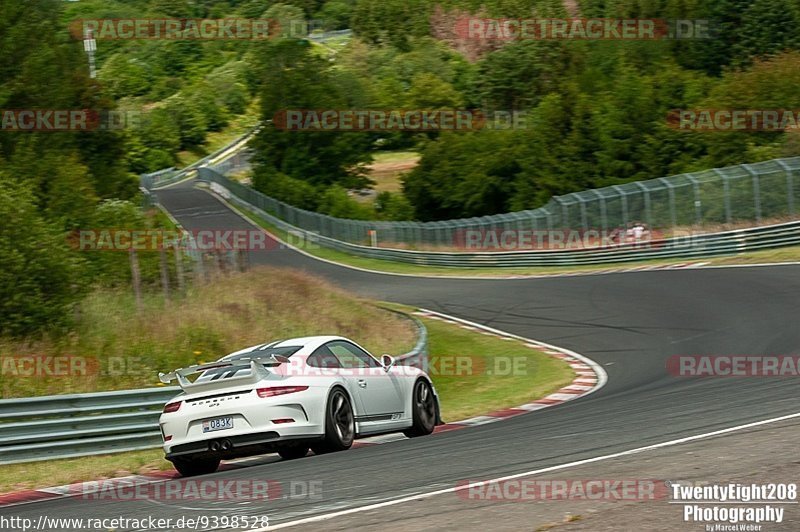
[158,355,290,392]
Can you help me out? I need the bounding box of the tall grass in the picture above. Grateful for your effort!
[0,267,415,398]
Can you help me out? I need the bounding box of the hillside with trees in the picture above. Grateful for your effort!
[2,0,800,336]
[248,0,800,220]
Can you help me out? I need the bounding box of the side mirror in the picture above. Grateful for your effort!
[381,354,395,371]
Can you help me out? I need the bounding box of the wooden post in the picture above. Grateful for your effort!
[129,248,143,313]
[159,246,170,304]
[208,252,216,279]
[215,251,225,276]
[195,251,206,283]
[173,244,185,294]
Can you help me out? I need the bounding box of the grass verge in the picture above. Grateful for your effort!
[429,316,574,421]
[1,302,576,493]
[0,450,172,494]
[383,303,576,421]
[0,267,415,398]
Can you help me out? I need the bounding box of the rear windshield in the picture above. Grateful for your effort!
[199,345,302,380]
[228,346,302,360]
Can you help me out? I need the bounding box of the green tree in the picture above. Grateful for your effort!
[315,0,353,30]
[0,177,86,337]
[403,131,523,220]
[250,39,373,192]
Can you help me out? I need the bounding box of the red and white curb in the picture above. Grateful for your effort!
[0,310,605,508]
[405,309,606,432]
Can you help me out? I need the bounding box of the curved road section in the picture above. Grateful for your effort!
[4,180,799,529]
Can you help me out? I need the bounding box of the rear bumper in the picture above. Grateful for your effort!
[165,430,324,460]
[160,386,329,458]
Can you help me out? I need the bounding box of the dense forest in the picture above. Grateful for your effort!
[252,0,800,221]
[2,0,800,335]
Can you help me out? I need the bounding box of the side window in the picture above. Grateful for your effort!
[328,341,381,369]
[307,345,341,369]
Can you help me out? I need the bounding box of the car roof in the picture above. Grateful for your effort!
[222,335,351,359]
[274,335,347,347]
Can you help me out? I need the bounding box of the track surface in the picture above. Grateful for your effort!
[4,181,799,529]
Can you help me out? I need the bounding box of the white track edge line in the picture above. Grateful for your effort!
[261,411,800,530]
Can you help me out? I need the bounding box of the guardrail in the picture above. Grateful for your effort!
[0,318,428,465]
[0,388,179,465]
[197,153,800,251]
[202,172,800,267]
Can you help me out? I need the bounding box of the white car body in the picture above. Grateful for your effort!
[158,336,440,469]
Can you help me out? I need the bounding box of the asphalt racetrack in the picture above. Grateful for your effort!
[4,180,799,529]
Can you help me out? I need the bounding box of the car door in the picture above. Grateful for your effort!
[307,345,368,417]
[327,341,406,431]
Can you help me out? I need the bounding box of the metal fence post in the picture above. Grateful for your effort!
[686,174,702,226]
[542,207,554,231]
[579,197,588,230]
[657,178,677,232]
[634,182,652,229]
[776,159,795,217]
[592,190,607,232]
[553,197,568,229]
[712,169,732,224]
[742,164,762,223]
[611,185,628,228]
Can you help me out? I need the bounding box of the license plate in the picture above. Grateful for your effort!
[202,416,233,433]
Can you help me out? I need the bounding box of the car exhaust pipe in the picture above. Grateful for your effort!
[220,439,233,451]
[209,440,221,452]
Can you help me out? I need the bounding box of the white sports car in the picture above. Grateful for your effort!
[158,336,441,476]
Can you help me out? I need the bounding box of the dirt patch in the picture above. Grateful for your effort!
[367,156,420,194]
[562,0,581,17]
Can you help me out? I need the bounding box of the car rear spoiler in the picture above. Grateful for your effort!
[158,355,290,391]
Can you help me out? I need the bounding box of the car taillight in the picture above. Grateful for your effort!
[163,401,182,413]
[256,386,308,398]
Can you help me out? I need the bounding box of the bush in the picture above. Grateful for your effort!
[317,186,375,220]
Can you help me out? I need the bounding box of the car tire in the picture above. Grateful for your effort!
[278,446,310,460]
[311,388,355,455]
[171,455,221,477]
[403,379,436,438]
